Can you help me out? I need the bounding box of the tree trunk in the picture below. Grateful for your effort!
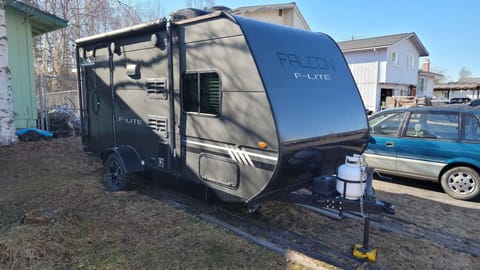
[0,1,17,145]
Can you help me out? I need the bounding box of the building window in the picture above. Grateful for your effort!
[442,91,449,99]
[407,55,416,69]
[390,52,399,66]
[182,72,221,115]
[418,78,425,93]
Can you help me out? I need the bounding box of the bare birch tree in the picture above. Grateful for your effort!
[458,67,472,82]
[186,0,215,10]
[30,0,149,93]
[0,0,17,145]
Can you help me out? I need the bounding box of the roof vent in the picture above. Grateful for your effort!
[210,6,231,12]
[171,8,211,22]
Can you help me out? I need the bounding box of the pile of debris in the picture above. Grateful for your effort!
[24,105,81,142]
[47,105,81,137]
[385,96,432,109]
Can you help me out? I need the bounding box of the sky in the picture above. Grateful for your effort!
[151,0,480,81]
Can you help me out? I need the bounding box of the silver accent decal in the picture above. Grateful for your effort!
[243,150,255,167]
[226,147,239,164]
[186,141,278,166]
[225,145,256,168]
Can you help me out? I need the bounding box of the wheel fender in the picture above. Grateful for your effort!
[445,157,480,169]
[442,158,480,177]
[103,145,144,174]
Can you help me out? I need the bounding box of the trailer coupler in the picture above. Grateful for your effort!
[314,196,395,216]
[273,192,395,216]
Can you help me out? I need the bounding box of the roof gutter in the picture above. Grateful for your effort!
[6,0,68,35]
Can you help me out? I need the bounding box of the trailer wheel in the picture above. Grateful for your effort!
[440,166,480,200]
[105,153,131,191]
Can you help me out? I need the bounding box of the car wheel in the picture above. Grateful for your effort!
[440,166,480,200]
[105,153,131,191]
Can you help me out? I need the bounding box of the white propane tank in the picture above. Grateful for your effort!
[336,154,366,200]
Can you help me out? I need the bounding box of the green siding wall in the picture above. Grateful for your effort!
[6,7,37,128]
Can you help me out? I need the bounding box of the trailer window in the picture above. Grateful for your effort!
[183,72,220,115]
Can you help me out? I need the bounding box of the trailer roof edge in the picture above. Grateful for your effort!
[75,11,237,47]
[75,18,167,46]
[173,10,235,25]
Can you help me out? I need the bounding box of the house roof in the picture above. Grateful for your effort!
[230,2,310,30]
[418,70,443,78]
[458,77,480,84]
[338,32,429,56]
[6,0,68,36]
[435,78,480,90]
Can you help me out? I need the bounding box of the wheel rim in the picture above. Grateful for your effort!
[447,171,476,195]
[108,159,124,187]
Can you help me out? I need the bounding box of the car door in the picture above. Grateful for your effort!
[395,111,460,180]
[364,111,406,174]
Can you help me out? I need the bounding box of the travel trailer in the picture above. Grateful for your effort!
[76,9,391,210]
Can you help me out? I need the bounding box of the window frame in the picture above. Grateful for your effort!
[417,78,425,94]
[407,55,416,69]
[390,52,399,66]
[181,70,222,117]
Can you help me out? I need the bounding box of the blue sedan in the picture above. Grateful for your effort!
[364,106,480,200]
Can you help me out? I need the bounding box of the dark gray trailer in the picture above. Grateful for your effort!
[76,10,395,260]
[76,9,383,206]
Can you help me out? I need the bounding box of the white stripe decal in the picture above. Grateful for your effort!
[226,147,239,164]
[241,152,278,161]
[232,146,249,166]
[187,140,278,162]
[231,147,247,166]
[242,150,255,167]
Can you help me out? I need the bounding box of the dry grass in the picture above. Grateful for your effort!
[3,137,477,269]
[0,137,289,269]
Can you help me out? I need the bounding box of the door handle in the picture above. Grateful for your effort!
[385,142,394,147]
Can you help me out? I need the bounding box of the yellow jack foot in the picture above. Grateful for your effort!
[353,243,377,262]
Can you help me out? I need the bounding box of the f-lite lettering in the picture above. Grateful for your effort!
[294,73,331,80]
[277,52,335,70]
[118,116,143,126]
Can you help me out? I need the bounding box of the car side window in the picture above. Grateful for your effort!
[463,114,480,142]
[406,112,458,140]
[369,112,404,136]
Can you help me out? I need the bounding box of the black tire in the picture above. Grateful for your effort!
[440,166,480,200]
[105,153,131,191]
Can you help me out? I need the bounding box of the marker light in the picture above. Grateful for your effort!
[258,141,268,149]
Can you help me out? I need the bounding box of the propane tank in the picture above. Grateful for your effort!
[336,154,366,200]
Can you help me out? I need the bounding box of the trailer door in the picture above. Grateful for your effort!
[109,37,174,174]
[84,53,114,152]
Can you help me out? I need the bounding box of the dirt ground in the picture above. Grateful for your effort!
[1,137,479,269]
[0,138,286,269]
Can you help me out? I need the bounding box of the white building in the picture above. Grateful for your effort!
[434,78,480,101]
[417,59,443,99]
[337,33,429,112]
[231,2,310,31]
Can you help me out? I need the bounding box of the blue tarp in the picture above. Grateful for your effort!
[16,128,53,137]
